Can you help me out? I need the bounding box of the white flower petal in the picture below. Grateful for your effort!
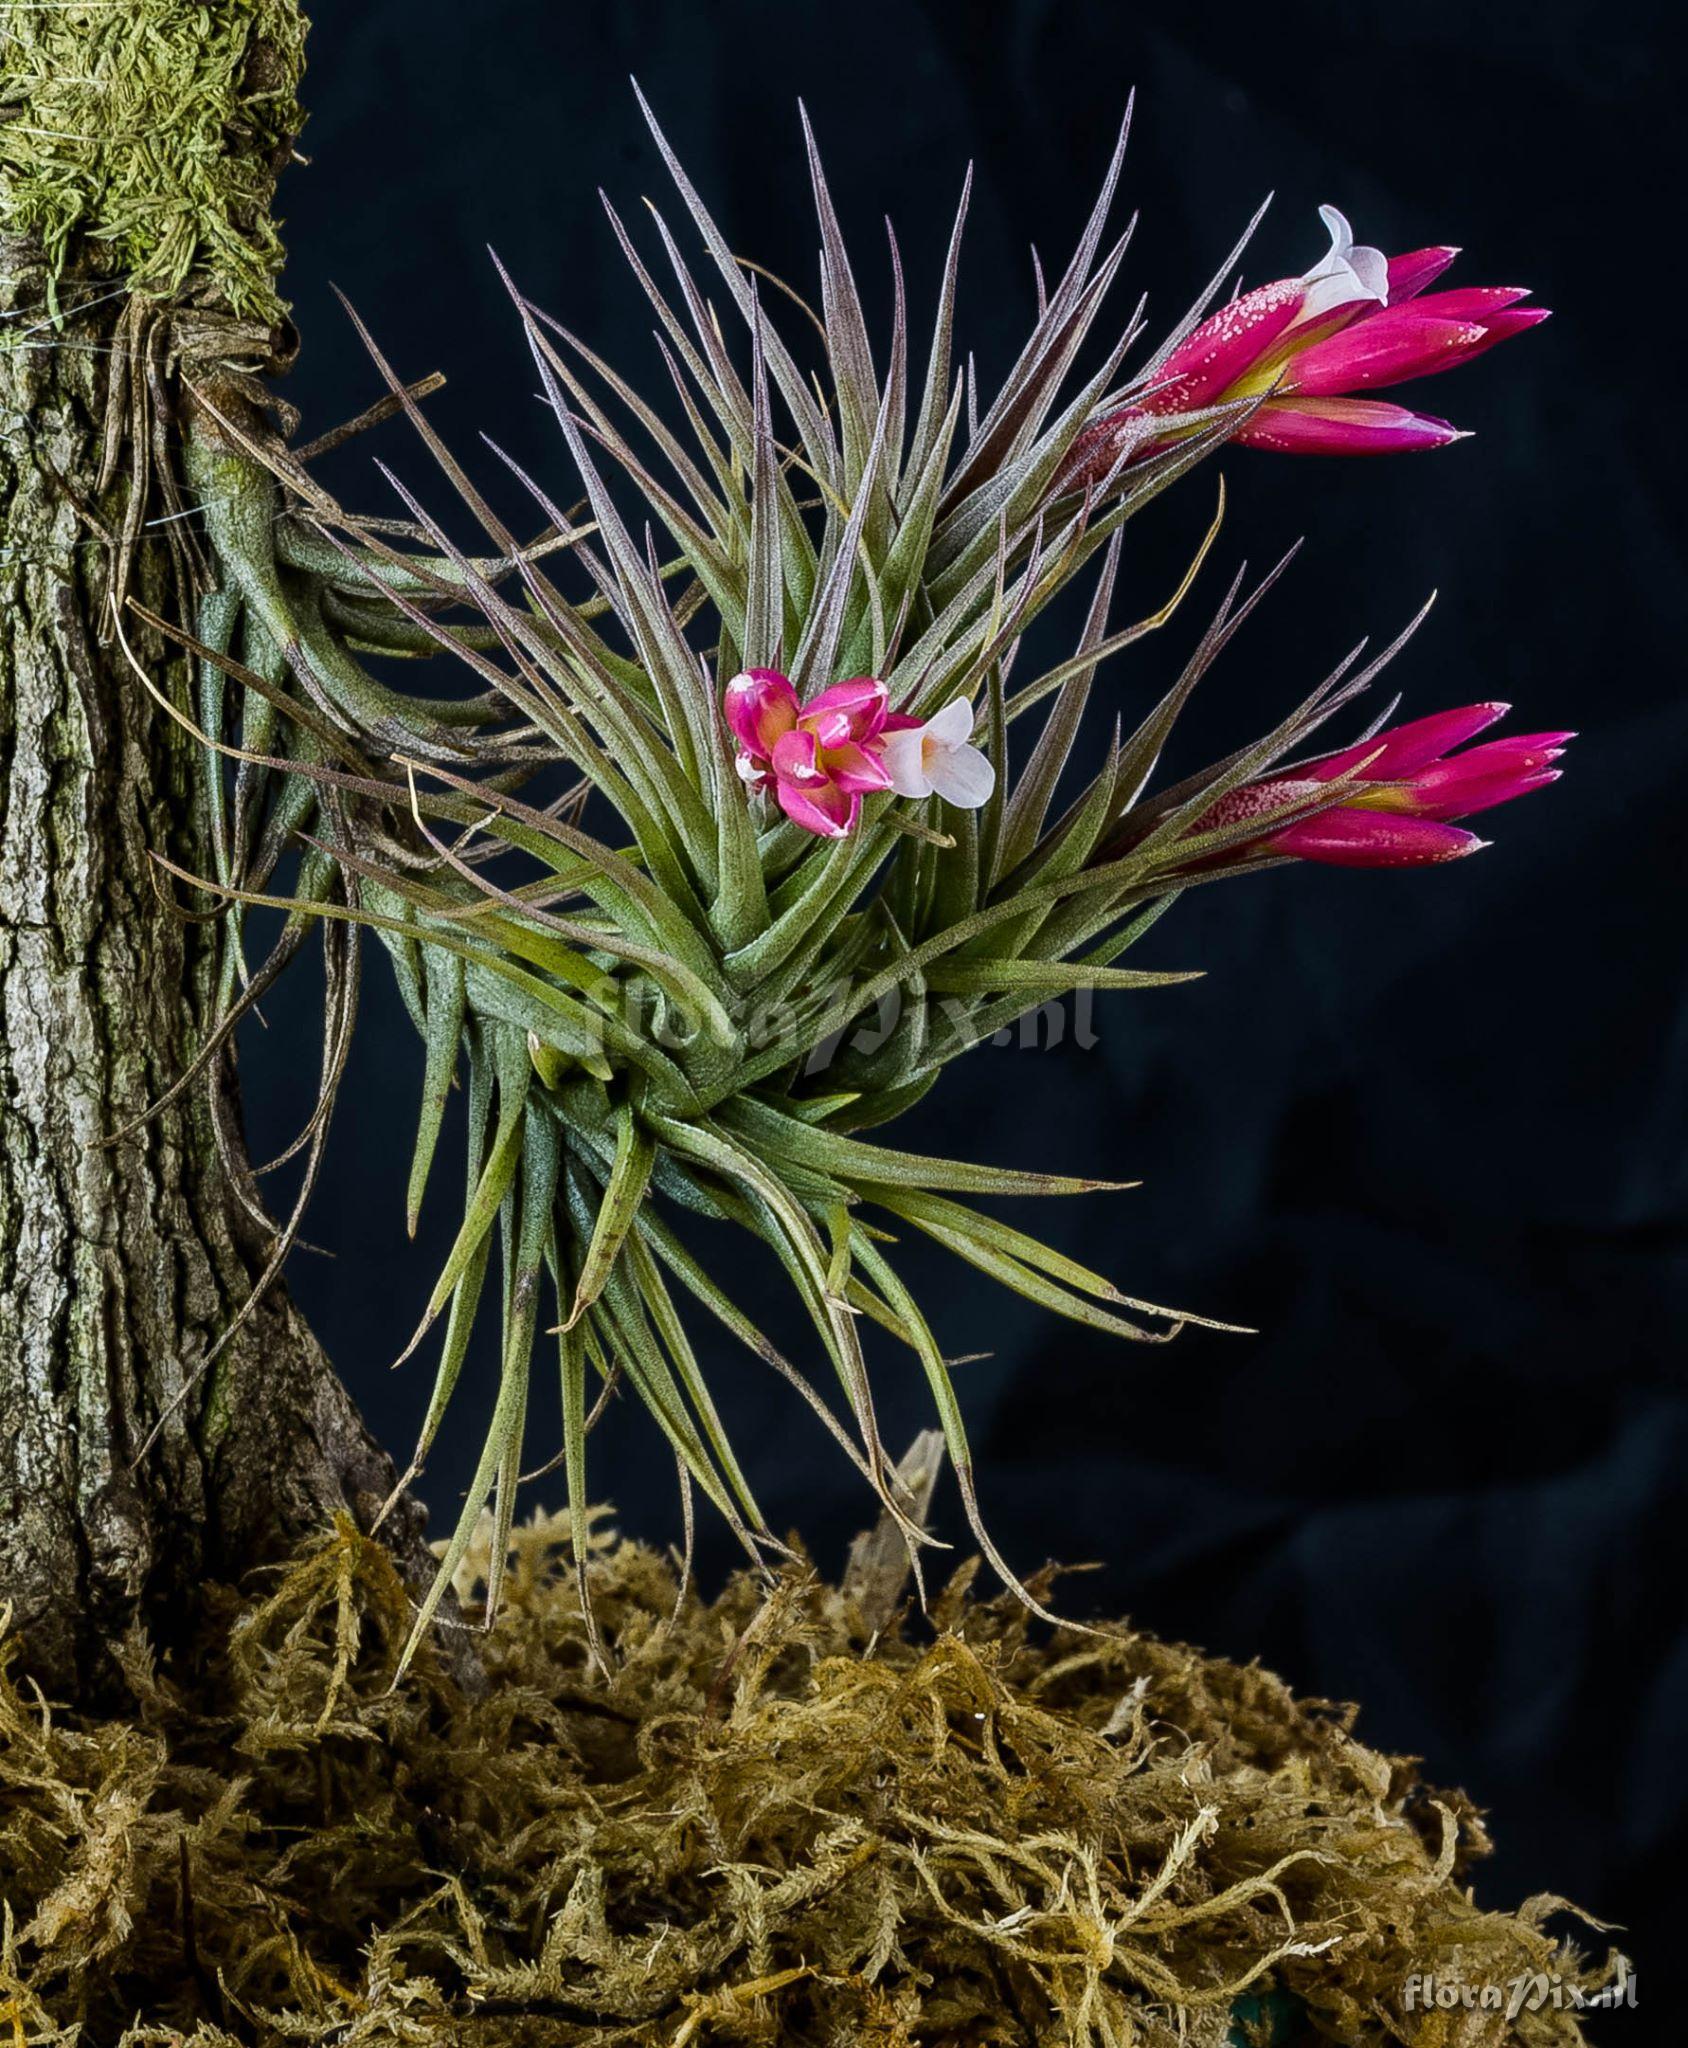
[880,726,933,798]
[1347,241,1389,303]
[926,696,976,745]
[1304,204,1355,281]
[925,741,996,810]
[1295,204,1389,326]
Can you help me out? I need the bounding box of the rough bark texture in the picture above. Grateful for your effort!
[0,244,426,1697]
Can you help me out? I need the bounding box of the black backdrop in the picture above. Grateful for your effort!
[244,0,1683,2008]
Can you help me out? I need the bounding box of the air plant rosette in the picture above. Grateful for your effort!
[61,90,1613,2041]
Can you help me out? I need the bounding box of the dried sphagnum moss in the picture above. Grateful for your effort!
[0,1514,1614,2045]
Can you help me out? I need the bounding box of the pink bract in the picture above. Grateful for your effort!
[1193,703,1572,868]
[1072,207,1548,477]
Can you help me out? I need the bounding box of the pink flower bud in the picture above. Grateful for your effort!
[1188,705,1571,869]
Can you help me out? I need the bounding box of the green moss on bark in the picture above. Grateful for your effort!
[0,0,307,321]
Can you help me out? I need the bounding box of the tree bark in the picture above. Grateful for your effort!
[0,244,426,1698]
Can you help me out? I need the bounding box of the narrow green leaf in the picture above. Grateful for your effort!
[743,309,784,669]
[903,165,971,500]
[398,1031,496,1483]
[940,101,1133,513]
[624,1230,771,1539]
[871,1184,1246,1334]
[408,1025,530,1348]
[407,947,465,1236]
[634,1208,888,1497]
[395,1298,529,1684]
[634,83,840,487]
[799,102,881,490]
[481,1104,559,1624]
[555,1310,607,1671]
[849,1232,1069,1630]
[645,1111,886,1470]
[996,531,1121,879]
[923,960,1199,995]
[720,1096,1130,1198]
[566,1102,655,1327]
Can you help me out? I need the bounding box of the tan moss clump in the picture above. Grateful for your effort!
[0,0,307,321]
[0,1512,1615,2044]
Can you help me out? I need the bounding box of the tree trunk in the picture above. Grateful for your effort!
[0,241,426,1698]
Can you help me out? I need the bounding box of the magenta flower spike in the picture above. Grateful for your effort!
[1076,206,1549,474]
[1194,703,1573,867]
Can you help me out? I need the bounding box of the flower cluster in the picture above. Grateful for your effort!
[1068,206,1548,480]
[725,669,995,837]
[1191,703,1572,867]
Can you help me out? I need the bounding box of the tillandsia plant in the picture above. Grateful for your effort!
[149,95,1559,1669]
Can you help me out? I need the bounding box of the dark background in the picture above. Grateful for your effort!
[245,0,1683,2016]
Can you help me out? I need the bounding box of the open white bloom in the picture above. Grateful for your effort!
[881,697,996,808]
[1293,204,1389,328]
